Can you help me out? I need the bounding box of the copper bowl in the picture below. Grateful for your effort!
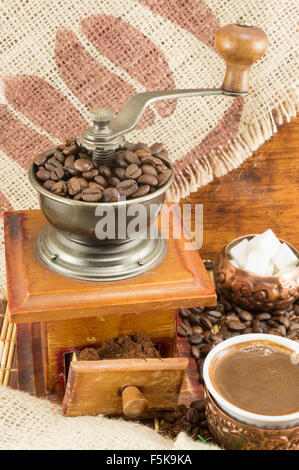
[215,235,299,314]
[205,389,299,450]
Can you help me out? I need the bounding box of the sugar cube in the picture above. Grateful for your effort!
[275,264,297,276]
[248,229,281,260]
[272,243,298,272]
[243,251,270,276]
[229,238,249,268]
[229,259,239,268]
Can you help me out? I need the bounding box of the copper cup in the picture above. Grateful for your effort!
[215,235,299,314]
[205,389,299,450]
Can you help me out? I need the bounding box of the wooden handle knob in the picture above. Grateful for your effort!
[215,24,268,94]
[122,386,149,418]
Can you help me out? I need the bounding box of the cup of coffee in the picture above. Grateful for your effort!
[203,334,299,429]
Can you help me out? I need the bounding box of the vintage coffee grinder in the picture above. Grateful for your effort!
[4,24,267,417]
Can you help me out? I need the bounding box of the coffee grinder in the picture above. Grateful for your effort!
[4,24,267,417]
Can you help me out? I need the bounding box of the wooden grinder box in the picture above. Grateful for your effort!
[4,209,216,417]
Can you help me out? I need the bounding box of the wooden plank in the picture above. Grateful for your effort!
[181,117,299,259]
[62,357,188,417]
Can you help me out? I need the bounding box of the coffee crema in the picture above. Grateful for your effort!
[210,340,299,416]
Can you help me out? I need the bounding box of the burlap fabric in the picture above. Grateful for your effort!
[0,385,220,450]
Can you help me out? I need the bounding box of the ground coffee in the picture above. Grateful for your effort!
[78,333,161,361]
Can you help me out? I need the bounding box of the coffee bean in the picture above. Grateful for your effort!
[157,169,171,186]
[190,307,205,315]
[101,187,120,202]
[34,153,47,166]
[192,325,204,335]
[98,165,112,179]
[238,310,253,322]
[178,325,187,337]
[124,150,140,166]
[50,166,65,181]
[67,177,88,196]
[114,167,126,180]
[186,407,199,424]
[150,142,164,154]
[43,180,55,190]
[64,155,75,168]
[51,180,67,196]
[81,187,102,202]
[117,179,138,197]
[256,312,272,321]
[110,176,120,187]
[131,185,150,198]
[135,149,152,159]
[200,316,213,331]
[74,158,93,173]
[294,305,299,315]
[94,175,108,188]
[36,168,50,181]
[189,335,203,346]
[206,310,222,320]
[63,143,77,155]
[137,174,158,186]
[142,164,158,176]
[289,323,299,331]
[82,169,99,180]
[191,400,206,413]
[125,164,142,179]
[227,319,246,331]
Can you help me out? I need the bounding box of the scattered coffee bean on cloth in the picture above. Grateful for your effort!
[77,333,161,360]
[34,139,172,202]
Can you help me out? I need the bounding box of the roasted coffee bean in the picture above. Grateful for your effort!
[51,180,67,196]
[158,169,172,186]
[125,164,142,179]
[294,305,299,315]
[192,325,204,335]
[289,322,299,331]
[74,158,93,173]
[186,407,199,424]
[137,174,158,186]
[141,164,158,177]
[110,176,121,187]
[63,143,77,155]
[200,316,213,331]
[201,344,213,356]
[124,150,140,165]
[129,142,151,153]
[115,154,128,168]
[64,155,75,168]
[277,325,287,336]
[238,310,253,322]
[177,325,187,337]
[267,320,279,328]
[50,166,65,181]
[117,179,138,197]
[189,334,203,346]
[190,307,205,315]
[210,334,223,344]
[94,175,108,188]
[256,312,272,321]
[214,303,225,314]
[243,327,253,334]
[67,177,88,196]
[191,400,206,413]
[150,142,164,155]
[98,165,112,179]
[82,169,99,180]
[179,308,190,319]
[53,148,65,163]
[43,180,55,191]
[227,319,246,331]
[114,167,126,181]
[34,153,47,166]
[81,187,102,202]
[206,310,222,320]
[36,167,50,181]
[101,187,120,202]
[131,185,150,198]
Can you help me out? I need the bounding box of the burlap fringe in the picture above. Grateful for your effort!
[169,89,298,202]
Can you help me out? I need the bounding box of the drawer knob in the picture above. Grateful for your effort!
[122,386,149,418]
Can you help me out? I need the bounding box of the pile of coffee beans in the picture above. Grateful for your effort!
[159,400,214,443]
[178,261,299,385]
[34,139,172,202]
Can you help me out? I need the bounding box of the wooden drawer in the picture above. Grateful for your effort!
[62,353,188,417]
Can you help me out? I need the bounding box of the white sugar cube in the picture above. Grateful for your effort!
[272,243,298,272]
[229,239,249,268]
[248,229,281,259]
[265,261,275,276]
[243,251,270,276]
[229,259,239,268]
[275,263,297,276]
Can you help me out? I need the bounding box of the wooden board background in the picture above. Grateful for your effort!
[180,117,299,259]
